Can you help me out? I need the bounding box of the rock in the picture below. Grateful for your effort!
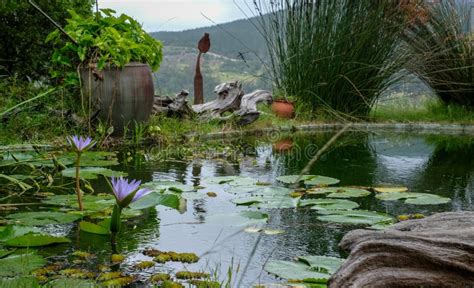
[329,211,474,288]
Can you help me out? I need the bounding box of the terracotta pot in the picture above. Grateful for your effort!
[273,139,294,152]
[272,100,295,119]
[80,62,154,136]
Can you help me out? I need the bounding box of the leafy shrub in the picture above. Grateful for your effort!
[47,8,163,78]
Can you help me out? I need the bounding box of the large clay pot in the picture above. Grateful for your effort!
[80,62,154,135]
[272,100,295,119]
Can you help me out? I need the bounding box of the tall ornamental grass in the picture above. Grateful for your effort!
[403,0,474,107]
[253,0,408,117]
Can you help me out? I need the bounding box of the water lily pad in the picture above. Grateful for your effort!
[265,255,344,283]
[276,175,315,184]
[0,276,39,287]
[42,195,115,211]
[376,192,451,205]
[0,225,42,241]
[204,176,258,186]
[143,181,195,193]
[317,210,394,225]
[129,192,181,210]
[323,187,371,198]
[304,176,340,187]
[7,211,81,226]
[373,186,408,193]
[299,199,359,211]
[0,254,46,276]
[244,227,284,235]
[5,233,71,247]
[225,185,260,194]
[232,195,298,209]
[80,221,110,235]
[61,167,127,180]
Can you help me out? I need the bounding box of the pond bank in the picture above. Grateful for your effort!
[3,122,474,152]
[190,122,474,140]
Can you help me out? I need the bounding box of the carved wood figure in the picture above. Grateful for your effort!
[194,33,211,105]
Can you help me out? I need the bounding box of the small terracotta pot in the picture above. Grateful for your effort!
[272,100,295,119]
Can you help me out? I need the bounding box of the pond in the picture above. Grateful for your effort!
[1,131,474,287]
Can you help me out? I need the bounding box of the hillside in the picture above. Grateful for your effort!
[150,17,267,60]
[150,17,271,100]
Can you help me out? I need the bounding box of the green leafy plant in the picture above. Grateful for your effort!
[47,8,163,81]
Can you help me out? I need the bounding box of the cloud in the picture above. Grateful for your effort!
[97,0,249,31]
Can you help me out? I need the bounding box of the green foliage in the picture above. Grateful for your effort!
[403,1,474,107]
[254,0,409,116]
[47,8,163,81]
[0,0,94,79]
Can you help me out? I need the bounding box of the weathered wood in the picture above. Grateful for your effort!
[234,90,273,125]
[329,211,474,288]
[192,81,244,120]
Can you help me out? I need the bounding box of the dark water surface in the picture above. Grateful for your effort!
[5,131,474,287]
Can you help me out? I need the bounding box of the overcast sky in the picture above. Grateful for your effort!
[97,0,255,32]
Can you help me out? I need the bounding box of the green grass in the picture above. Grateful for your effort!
[372,99,474,124]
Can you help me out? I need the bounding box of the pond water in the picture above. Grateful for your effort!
[1,131,474,287]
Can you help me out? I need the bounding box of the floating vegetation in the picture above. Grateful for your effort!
[150,251,200,264]
[0,254,46,277]
[317,210,394,226]
[72,251,94,259]
[160,280,185,288]
[6,211,81,226]
[134,261,155,270]
[61,167,127,180]
[150,273,171,282]
[58,268,95,279]
[101,276,135,287]
[204,176,258,186]
[175,271,210,279]
[299,199,359,211]
[276,175,340,187]
[319,187,371,199]
[206,211,269,226]
[397,214,425,221]
[264,255,344,283]
[188,279,221,288]
[143,180,196,193]
[373,186,408,193]
[97,271,123,281]
[206,192,217,197]
[376,192,451,205]
[111,254,125,263]
[244,227,284,235]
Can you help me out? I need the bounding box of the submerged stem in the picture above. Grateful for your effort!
[75,152,83,211]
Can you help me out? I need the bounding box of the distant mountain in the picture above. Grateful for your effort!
[150,17,267,60]
[150,17,271,99]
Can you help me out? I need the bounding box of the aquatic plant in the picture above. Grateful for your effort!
[253,0,408,117]
[67,135,95,211]
[109,176,152,233]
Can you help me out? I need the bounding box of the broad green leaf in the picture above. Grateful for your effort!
[0,254,46,276]
[299,199,359,211]
[80,221,110,235]
[276,175,315,184]
[0,249,14,259]
[6,211,81,226]
[304,176,340,187]
[42,195,115,212]
[5,233,71,247]
[129,192,181,210]
[0,225,41,241]
[264,260,329,283]
[322,187,371,198]
[0,276,40,287]
[143,181,195,193]
[297,256,345,274]
[376,192,451,205]
[317,210,394,225]
[204,176,258,186]
[373,186,408,193]
[61,167,127,179]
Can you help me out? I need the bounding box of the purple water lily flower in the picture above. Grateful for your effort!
[111,176,152,207]
[67,135,96,152]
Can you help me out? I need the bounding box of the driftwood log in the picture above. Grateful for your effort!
[329,211,474,288]
[153,81,272,125]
